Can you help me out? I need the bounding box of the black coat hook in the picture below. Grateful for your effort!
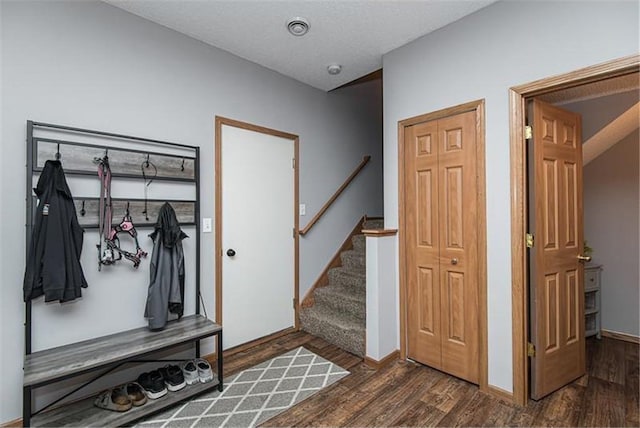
[55,143,61,160]
[145,154,150,168]
[181,158,185,172]
[80,200,86,216]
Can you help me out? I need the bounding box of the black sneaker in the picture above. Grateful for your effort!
[137,370,168,399]
[158,364,186,391]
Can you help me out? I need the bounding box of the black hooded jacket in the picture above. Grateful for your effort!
[144,202,187,330]
[23,160,88,302]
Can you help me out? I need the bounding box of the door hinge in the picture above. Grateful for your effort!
[525,125,533,140]
[527,342,536,357]
[293,228,297,238]
[292,158,296,169]
[293,298,297,309]
[526,233,534,248]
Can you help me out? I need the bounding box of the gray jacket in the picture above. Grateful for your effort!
[144,203,187,330]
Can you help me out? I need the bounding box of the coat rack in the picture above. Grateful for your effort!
[22,121,222,428]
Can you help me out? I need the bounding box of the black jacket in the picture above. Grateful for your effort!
[144,202,187,330]
[23,160,88,302]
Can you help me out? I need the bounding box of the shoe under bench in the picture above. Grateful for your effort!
[23,314,223,427]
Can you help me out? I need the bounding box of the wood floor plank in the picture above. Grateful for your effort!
[589,337,626,385]
[389,402,446,427]
[481,398,518,427]
[214,330,637,427]
[343,363,441,427]
[625,342,640,427]
[419,374,475,414]
[296,362,417,427]
[530,383,585,427]
[577,377,626,427]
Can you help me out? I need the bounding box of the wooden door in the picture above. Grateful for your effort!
[437,112,479,383]
[406,110,479,384]
[219,123,296,350]
[406,120,442,369]
[529,99,585,399]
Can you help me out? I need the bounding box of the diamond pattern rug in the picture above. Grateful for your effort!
[137,347,350,427]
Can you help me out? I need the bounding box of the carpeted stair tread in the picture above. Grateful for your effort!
[340,249,365,270]
[313,284,365,321]
[300,305,365,357]
[328,266,365,289]
[363,218,384,229]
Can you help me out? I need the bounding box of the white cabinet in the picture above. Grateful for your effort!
[584,264,602,339]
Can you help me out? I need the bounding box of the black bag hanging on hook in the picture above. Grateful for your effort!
[23,160,88,302]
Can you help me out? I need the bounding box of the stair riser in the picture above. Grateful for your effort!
[328,269,365,290]
[352,235,365,252]
[314,289,365,322]
[340,252,365,270]
[300,312,364,357]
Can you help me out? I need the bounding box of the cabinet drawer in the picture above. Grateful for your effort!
[585,269,599,290]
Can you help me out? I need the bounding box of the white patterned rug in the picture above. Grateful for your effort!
[137,347,350,428]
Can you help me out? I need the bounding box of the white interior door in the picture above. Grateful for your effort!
[221,124,295,350]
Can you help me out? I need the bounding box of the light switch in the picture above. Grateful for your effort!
[299,204,306,216]
[202,217,212,233]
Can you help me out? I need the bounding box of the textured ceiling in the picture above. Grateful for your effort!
[540,73,640,105]
[103,0,497,91]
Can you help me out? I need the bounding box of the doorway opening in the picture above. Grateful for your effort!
[509,54,639,405]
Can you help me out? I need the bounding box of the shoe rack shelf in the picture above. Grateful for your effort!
[23,315,223,427]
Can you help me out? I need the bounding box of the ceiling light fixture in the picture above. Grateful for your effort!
[287,17,309,36]
[327,64,342,75]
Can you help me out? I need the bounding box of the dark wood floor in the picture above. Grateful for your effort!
[222,331,639,427]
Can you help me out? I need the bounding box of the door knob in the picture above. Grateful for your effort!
[226,249,236,257]
[451,258,458,265]
[577,255,591,262]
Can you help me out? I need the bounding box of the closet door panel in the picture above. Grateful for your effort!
[406,120,442,368]
[438,111,479,384]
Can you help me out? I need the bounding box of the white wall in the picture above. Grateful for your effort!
[0,0,382,422]
[365,235,398,361]
[383,0,639,392]
[584,130,639,336]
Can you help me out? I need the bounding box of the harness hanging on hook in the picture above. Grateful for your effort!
[106,201,148,268]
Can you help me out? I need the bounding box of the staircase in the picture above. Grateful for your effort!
[300,218,383,357]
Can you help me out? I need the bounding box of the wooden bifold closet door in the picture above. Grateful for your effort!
[405,110,479,384]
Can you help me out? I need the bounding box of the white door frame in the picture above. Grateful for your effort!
[214,116,300,352]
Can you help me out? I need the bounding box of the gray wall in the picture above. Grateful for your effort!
[584,130,639,336]
[0,0,382,422]
[563,90,639,337]
[383,0,639,392]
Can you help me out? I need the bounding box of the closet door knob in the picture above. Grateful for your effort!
[451,258,458,265]
[226,249,236,257]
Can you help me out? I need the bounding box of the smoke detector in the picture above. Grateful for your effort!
[327,64,342,75]
[287,17,309,36]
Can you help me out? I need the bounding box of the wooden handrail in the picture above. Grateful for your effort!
[299,155,371,236]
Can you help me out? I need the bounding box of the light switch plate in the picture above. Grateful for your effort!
[202,217,212,233]
[299,204,306,216]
